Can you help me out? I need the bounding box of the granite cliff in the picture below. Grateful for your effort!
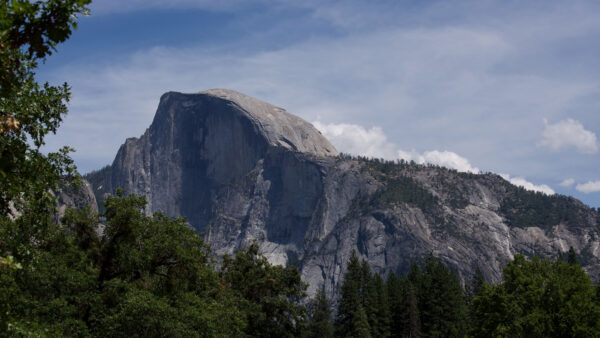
[85,89,600,298]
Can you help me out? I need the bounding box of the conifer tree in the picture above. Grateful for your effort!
[403,285,421,338]
[336,251,363,337]
[568,246,579,265]
[352,306,372,338]
[307,289,334,338]
[360,259,373,306]
[372,273,391,338]
[419,254,468,337]
[386,272,405,338]
[467,266,486,301]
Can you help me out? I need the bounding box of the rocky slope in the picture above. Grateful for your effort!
[85,89,600,298]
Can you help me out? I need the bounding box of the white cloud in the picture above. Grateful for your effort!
[399,150,480,174]
[576,181,600,194]
[499,174,555,195]
[313,121,479,173]
[42,0,600,211]
[312,122,398,159]
[559,178,575,187]
[538,118,598,154]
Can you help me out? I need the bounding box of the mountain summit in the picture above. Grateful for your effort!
[86,89,600,298]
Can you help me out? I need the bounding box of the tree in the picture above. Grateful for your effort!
[567,246,579,266]
[403,285,421,338]
[221,243,308,337]
[336,250,365,336]
[0,1,90,334]
[306,288,334,338]
[370,273,391,338]
[386,272,404,338]
[70,192,246,337]
[419,254,468,337]
[471,254,600,337]
[352,306,372,338]
[468,266,486,300]
[0,0,90,219]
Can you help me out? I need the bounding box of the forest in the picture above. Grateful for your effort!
[1,1,600,336]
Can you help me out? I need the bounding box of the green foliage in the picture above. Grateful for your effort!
[385,257,468,338]
[336,251,367,336]
[1,4,90,333]
[471,254,600,337]
[348,176,439,220]
[352,306,372,338]
[306,289,334,338]
[567,246,579,265]
[371,177,438,210]
[418,254,469,337]
[500,186,591,230]
[221,242,308,337]
[0,0,89,214]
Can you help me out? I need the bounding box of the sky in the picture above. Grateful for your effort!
[38,0,600,207]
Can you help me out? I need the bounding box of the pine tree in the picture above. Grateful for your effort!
[360,260,379,336]
[568,246,579,265]
[469,266,486,300]
[307,289,334,338]
[352,306,372,338]
[403,284,421,338]
[372,274,391,337]
[386,272,404,338]
[336,251,363,337]
[360,259,373,306]
[419,254,468,337]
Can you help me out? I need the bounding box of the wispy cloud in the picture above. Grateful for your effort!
[47,22,596,172]
[538,118,598,154]
[42,1,600,208]
[576,181,600,194]
[559,178,575,187]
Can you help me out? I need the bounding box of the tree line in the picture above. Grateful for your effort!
[306,250,600,338]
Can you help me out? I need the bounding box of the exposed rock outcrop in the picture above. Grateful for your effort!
[55,178,98,222]
[85,89,600,299]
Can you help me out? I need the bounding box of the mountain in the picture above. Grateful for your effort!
[85,89,600,297]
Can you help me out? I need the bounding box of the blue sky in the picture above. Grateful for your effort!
[39,0,600,207]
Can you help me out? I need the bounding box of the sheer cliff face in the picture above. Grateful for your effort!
[88,89,336,228]
[86,89,600,298]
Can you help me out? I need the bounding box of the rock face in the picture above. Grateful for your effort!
[55,178,98,222]
[86,89,600,298]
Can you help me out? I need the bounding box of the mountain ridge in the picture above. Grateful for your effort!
[85,89,600,298]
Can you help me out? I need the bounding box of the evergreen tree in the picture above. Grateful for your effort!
[307,289,334,338]
[336,251,363,337]
[419,254,468,337]
[221,243,308,337]
[352,306,372,338]
[568,246,579,265]
[360,260,380,336]
[403,285,421,338]
[467,266,486,301]
[372,273,391,338]
[386,272,405,338]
